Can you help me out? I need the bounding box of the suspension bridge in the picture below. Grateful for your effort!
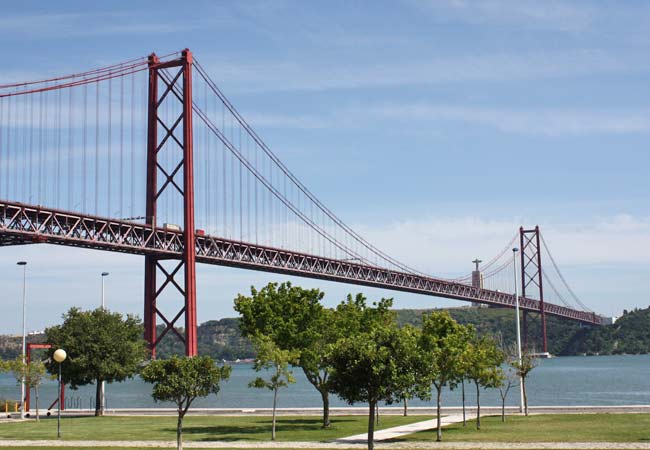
[0,49,604,357]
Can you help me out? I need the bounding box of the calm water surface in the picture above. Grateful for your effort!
[1,354,648,410]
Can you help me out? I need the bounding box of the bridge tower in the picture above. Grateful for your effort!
[143,49,197,357]
[519,226,548,353]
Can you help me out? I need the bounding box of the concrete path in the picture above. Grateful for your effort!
[336,413,464,442]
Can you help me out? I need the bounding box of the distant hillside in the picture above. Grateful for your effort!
[3,307,649,359]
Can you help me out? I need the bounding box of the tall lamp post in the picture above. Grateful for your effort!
[512,248,524,413]
[53,349,67,438]
[100,272,109,415]
[16,261,27,420]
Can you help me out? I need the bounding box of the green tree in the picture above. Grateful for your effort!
[510,348,538,416]
[3,357,47,421]
[418,312,473,442]
[465,336,504,429]
[327,297,425,450]
[141,355,231,450]
[44,307,147,416]
[248,335,298,440]
[497,365,518,422]
[234,282,336,427]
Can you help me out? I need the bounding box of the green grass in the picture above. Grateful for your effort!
[0,414,426,442]
[394,413,650,442]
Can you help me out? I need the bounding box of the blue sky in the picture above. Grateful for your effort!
[2,0,650,334]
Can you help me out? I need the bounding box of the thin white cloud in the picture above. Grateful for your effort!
[0,12,195,38]
[243,102,650,136]
[364,103,650,136]
[206,49,650,94]
[411,0,596,32]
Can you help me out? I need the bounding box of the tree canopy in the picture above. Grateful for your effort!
[234,282,336,427]
[326,295,426,450]
[141,355,231,450]
[44,307,147,416]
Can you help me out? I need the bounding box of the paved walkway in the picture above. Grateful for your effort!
[336,413,465,442]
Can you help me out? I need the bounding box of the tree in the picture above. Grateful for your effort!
[418,312,473,442]
[234,282,336,427]
[3,357,47,421]
[510,349,538,416]
[248,335,298,440]
[326,296,426,450]
[497,365,518,422]
[465,336,504,429]
[44,307,147,416]
[141,355,231,450]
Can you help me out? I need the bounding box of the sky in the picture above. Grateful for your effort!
[2,0,650,334]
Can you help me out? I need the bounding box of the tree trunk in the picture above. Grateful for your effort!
[376,404,379,426]
[461,379,466,426]
[501,395,506,422]
[436,386,443,442]
[94,380,102,417]
[475,381,481,430]
[177,412,184,450]
[272,385,278,440]
[403,397,408,416]
[320,388,331,428]
[522,378,529,416]
[35,386,39,422]
[367,400,376,450]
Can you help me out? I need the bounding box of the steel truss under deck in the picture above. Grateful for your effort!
[0,200,603,326]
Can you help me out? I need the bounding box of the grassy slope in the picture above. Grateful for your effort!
[0,414,426,442]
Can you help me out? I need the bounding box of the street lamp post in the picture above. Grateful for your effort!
[512,248,524,413]
[101,272,109,309]
[53,349,67,438]
[16,261,27,420]
[100,272,109,415]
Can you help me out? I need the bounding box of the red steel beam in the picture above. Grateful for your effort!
[0,200,604,327]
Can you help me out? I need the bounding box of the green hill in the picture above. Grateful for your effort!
[4,307,648,360]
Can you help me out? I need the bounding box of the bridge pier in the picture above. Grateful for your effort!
[143,49,197,357]
[520,226,548,354]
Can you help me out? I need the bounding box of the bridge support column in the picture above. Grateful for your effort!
[144,49,197,357]
[520,226,548,354]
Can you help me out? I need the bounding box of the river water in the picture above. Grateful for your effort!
[1,355,648,410]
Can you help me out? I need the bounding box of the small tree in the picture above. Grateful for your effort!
[327,321,423,450]
[248,335,297,441]
[141,355,231,450]
[45,307,147,416]
[234,282,336,428]
[497,365,518,422]
[465,336,504,429]
[3,358,47,421]
[510,349,538,416]
[418,312,473,442]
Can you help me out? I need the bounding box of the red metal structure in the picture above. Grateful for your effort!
[144,50,197,357]
[25,343,65,413]
[520,226,548,353]
[0,49,604,358]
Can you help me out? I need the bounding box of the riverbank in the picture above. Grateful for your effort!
[8,405,650,419]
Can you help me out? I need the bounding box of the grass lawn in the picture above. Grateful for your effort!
[0,414,427,442]
[394,413,650,442]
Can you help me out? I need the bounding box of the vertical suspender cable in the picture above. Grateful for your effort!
[68,83,74,210]
[95,80,100,215]
[120,73,124,218]
[108,74,112,217]
[83,83,88,212]
[130,72,135,218]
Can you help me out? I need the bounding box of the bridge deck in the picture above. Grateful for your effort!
[0,200,603,325]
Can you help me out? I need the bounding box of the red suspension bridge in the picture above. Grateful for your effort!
[0,49,604,357]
